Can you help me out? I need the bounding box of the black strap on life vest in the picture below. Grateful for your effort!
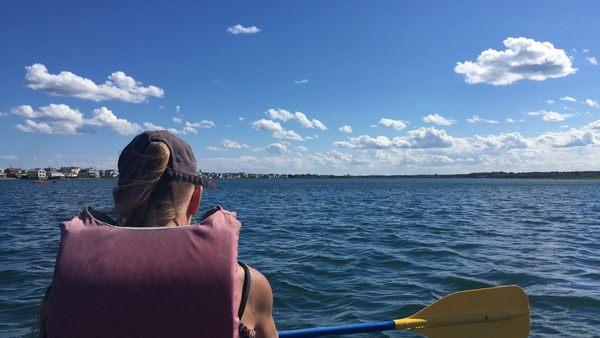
[238,261,251,319]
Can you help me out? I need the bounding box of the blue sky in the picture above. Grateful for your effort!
[1,0,599,174]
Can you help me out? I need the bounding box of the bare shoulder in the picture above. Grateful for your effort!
[246,265,274,312]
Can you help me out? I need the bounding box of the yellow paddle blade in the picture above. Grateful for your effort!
[394,285,530,338]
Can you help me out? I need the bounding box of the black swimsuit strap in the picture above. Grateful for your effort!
[238,261,251,319]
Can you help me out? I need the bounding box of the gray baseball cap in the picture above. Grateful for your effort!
[118,130,217,190]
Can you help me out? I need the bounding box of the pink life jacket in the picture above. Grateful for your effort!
[46,206,241,338]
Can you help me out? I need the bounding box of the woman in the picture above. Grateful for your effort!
[37,130,277,338]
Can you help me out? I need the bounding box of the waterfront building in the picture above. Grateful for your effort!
[4,168,22,178]
[45,168,65,179]
[79,168,101,178]
[0,169,5,179]
[103,169,118,178]
[27,168,47,180]
[59,167,81,178]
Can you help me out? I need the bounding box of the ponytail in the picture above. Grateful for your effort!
[114,142,192,227]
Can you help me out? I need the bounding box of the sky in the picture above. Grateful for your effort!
[1,0,599,174]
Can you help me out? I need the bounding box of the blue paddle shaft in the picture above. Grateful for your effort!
[279,320,395,337]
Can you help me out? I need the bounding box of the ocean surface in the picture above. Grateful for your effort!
[1,178,599,337]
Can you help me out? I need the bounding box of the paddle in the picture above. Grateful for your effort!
[279,285,530,338]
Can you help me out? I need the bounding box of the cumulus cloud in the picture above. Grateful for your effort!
[423,113,455,126]
[467,115,499,124]
[88,107,142,135]
[227,24,261,35]
[584,99,599,108]
[339,125,353,133]
[143,122,165,131]
[172,117,183,124]
[266,108,294,121]
[560,96,577,102]
[251,118,303,141]
[334,127,453,150]
[546,99,555,104]
[527,110,573,122]
[472,132,533,149]
[220,139,248,149]
[25,63,164,103]
[264,108,327,130]
[265,143,288,156]
[455,37,576,85]
[12,104,143,135]
[379,118,407,131]
[586,57,598,65]
[405,127,454,148]
[294,79,308,84]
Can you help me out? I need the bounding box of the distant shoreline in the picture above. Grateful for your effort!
[2,171,599,180]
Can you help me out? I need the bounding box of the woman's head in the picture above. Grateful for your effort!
[113,131,215,227]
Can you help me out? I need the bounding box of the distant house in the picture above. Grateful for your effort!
[45,168,65,179]
[80,168,101,178]
[27,168,47,180]
[59,167,81,178]
[5,168,22,178]
[103,169,118,178]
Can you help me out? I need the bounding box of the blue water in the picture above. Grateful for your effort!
[1,178,599,337]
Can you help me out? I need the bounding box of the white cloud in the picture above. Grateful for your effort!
[143,122,165,131]
[186,120,215,129]
[405,127,454,148]
[0,111,7,117]
[379,118,407,131]
[339,125,353,133]
[506,118,516,123]
[251,118,303,141]
[266,108,294,122]
[274,129,303,141]
[13,104,142,135]
[467,115,499,124]
[586,57,598,65]
[527,110,573,122]
[296,146,308,152]
[11,104,83,123]
[472,132,533,149]
[294,112,328,130]
[294,79,308,84]
[206,146,224,152]
[546,100,555,104]
[334,127,452,150]
[25,63,164,103]
[88,107,142,135]
[264,108,327,130]
[560,96,577,102]
[227,24,261,35]
[220,139,248,149]
[252,118,284,132]
[455,37,576,85]
[312,119,327,130]
[175,105,181,114]
[423,113,455,126]
[265,143,288,156]
[584,99,599,108]
[172,117,183,124]
[238,117,245,122]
